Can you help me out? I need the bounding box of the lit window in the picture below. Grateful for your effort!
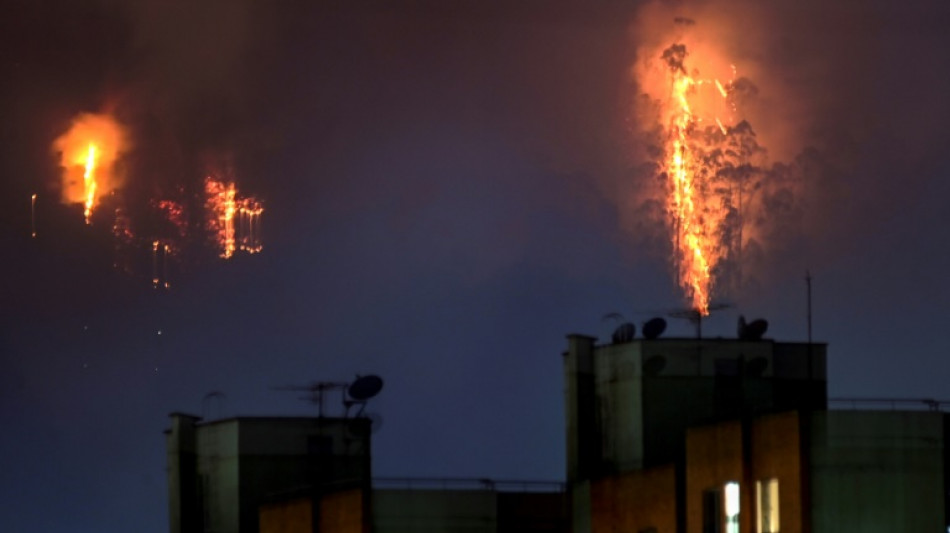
[724,481,740,533]
[756,478,780,533]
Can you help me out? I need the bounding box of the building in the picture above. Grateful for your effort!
[166,415,566,533]
[564,326,950,532]
[683,409,949,532]
[166,414,371,533]
[167,319,950,533]
[564,332,827,532]
[258,478,567,533]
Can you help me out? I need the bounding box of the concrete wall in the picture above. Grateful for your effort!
[238,418,370,533]
[167,413,201,533]
[591,465,676,533]
[642,377,717,467]
[564,335,827,533]
[196,420,240,533]
[751,411,805,533]
[373,489,496,533]
[685,420,748,533]
[258,489,365,533]
[684,412,807,533]
[320,489,366,533]
[372,489,564,533]
[571,482,591,533]
[565,334,598,483]
[595,342,645,473]
[496,492,567,533]
[809,411,945,533]
[260,497,314,533]
[168,416,371,533]
[258,489,561,533]
[567,337,826,475]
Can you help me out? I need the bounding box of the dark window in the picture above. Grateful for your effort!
[703,488,722,533]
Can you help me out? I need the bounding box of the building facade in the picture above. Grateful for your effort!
[564,334,827,532]
[257,480,567,533]
[564,331,950,533]
[166,414,371,533]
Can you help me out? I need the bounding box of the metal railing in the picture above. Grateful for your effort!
[372,477,565,493]
[829,397,950,412]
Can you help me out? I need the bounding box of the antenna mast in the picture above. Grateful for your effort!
[805,270,812,344]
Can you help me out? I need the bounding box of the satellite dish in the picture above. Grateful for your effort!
[643,355,667,376]
[612,323,636,343]
[642,317,667,339]
[738,316,769,340]
[348,375,384,401]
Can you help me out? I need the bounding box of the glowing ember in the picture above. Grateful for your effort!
[205,177,262,259]
[153,199,188,239]
[152,240,171,289]
[52,113,126,224]
[31,194,37,238]
[238,199,263,254]
[152,241,161,288]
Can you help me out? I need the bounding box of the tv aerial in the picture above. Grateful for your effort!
[273,374,384,419]
[668,302,732,339]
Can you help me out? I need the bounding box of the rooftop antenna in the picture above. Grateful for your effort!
[272,374,385,419]
[806,270,814,382]
[805,270,813,344]
[668,302,732,339]
[272,381,348,417]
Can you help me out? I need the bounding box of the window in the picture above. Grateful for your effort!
[703,488,722,533]
[724,481,740,533]
[704,482,741,533]
[756,478,780,533]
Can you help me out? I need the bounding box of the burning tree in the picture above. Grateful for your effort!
[634,15,800,314]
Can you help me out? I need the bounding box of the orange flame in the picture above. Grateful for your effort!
[205,177,262,259]
[82,144,98,224]
[53,113,126,223]
[640,28,745,315]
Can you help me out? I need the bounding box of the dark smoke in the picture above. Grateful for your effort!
[661,44,689,74]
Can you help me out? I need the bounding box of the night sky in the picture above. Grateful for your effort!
[3,1,950,531]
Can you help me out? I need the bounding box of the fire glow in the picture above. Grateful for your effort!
[45,111,268,288]
[205,177,263,259]
[82,144,98,224]
[663,44,734,314]
[636,16,774,315]
[53,113,126,225]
